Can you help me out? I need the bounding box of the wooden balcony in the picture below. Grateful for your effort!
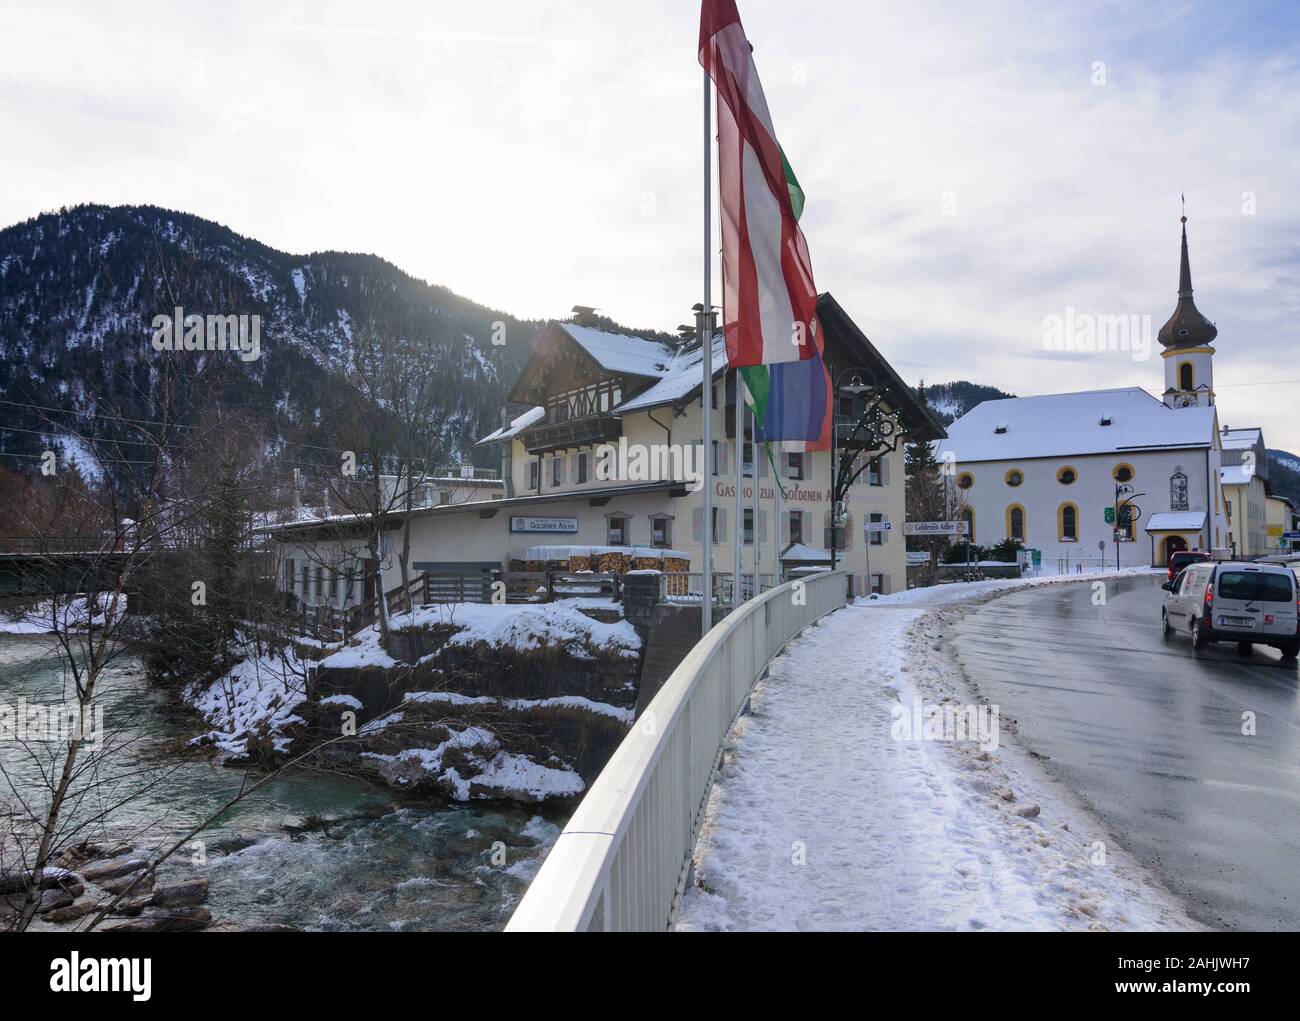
[521,413,622,454]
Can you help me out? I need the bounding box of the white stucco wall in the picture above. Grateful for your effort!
[950,446,1227,568]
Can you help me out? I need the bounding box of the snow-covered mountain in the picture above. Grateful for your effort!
[915,380,1016,425]
[0,204,536,481]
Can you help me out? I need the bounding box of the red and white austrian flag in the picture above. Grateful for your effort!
[699,0,819,369]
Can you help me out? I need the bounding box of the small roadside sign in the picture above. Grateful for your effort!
[906,551,931,565]
[864,520,893,533]
[1284,531,1300,541]
[903,521,969,536]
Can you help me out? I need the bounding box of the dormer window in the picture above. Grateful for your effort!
[993,424,1008,435]
[1099,415,1112,426]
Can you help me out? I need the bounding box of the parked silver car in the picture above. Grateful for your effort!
[1162,562,1300,659]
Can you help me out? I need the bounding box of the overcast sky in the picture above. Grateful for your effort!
[2,0,1298,450]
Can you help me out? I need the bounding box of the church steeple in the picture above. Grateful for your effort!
[1159,205,1218,350]
[1160,203,1217,409]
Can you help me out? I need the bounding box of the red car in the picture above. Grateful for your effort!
[1167,549,1211,582]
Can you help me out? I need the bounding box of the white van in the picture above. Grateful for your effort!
[1162,561,1299,659]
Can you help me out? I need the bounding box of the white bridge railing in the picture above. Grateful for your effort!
[506,570,849,931]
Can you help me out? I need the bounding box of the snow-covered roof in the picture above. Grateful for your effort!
[613,334,728,414]
[935,387,1216,463]
[1145,511,1206,533]
[780,543,833,562]
[1219,464,1257,487]
[1220,427,1263,450]
[476,406,544,446]
[559,323,678,378]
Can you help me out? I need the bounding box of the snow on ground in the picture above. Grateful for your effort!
[677,569,1198,932]
[403,689,634,723]
[0,594,126,634]
[184,650,310,757]
[318,601,641,671]
[361,725,585,802]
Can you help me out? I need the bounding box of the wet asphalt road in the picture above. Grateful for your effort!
[951,574,1300,931]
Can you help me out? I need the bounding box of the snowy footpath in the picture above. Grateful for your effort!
[677,572,1200,932]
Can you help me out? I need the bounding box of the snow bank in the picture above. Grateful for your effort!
[318,601,641,672]
[363,726,585,802]
[184,650,310,758]
[0,594,127,634]
[679,570,1197,932]
[402,689,634,723]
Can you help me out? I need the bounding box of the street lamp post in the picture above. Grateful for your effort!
[1113,483,1144,572]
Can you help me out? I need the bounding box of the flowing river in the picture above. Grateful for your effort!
[0,635,557,931]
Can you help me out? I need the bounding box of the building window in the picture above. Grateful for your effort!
[711,507,724,544]
[957,471,974,490]
[1170,466,1189,511]
[1179,361,1194,391]
[300,564,309,598]
[328,567,339,599]
[1006,505,1025,542]
[869,457,882,486]
[789,511,803,545]
[960,507,975,542]
[528,460,539,490]
[1059,503,1079,542]
[607,515,629,546]
[869,512,884,546]
[787,452,805,480]
[1113,463,1135,483]
[551,457,564,487]
[650,515,672,548]
[577,452,589,484]
[284,558,295,591]
[1005,468,1024,487]
[1057,466,1077,485]
[315,565,324,601]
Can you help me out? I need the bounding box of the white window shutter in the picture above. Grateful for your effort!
[881,455,890,487]
[692,507,704,543]
[719,443,729,476]
[759,509,768,542]
[717,509,727,543]
[759,451,768,478]
[782,509,791,543]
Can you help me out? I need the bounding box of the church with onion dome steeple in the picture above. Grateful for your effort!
[1160,206,1218,409]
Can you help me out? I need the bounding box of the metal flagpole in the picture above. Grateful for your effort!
[699,67,713,635]
[752,402,760,593]
[733,373,745,607]
[772,444,782,585]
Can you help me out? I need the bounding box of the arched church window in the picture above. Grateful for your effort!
[1006,505,1025,542]
[1179,362,1194,391]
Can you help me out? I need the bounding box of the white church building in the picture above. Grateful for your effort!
[937,216,1242,569]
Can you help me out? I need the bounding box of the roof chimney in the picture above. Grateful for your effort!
[571,305,600,327]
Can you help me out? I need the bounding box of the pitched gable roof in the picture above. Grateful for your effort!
[936,387,1217,462]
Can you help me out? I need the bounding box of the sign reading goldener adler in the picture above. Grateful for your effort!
[509,516,579,534]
